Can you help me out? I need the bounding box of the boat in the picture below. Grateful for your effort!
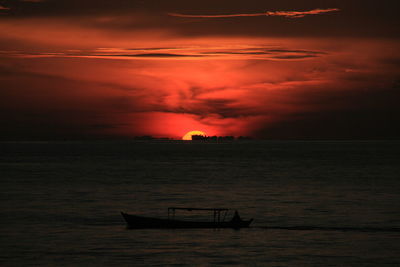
[121,207,253,229]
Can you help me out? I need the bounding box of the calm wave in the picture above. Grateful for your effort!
[1,140,400,266]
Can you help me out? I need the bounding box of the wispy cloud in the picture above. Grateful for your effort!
[168,8,340,19]
[0,45,326,61]
[267,8,340,18]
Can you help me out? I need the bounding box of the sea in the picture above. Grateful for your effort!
[1,140,400,266]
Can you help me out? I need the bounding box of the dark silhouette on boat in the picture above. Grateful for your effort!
[121,207,253,229]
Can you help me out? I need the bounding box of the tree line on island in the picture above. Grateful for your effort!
[191,135,252,141]
[133,135,253,141]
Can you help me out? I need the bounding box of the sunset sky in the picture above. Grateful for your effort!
[0,0,399,139]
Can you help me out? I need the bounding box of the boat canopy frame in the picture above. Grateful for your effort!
[167,207,230,223]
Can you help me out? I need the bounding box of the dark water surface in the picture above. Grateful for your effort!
[1,140,400,266]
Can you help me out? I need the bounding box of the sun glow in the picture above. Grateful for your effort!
[182,130,207,140]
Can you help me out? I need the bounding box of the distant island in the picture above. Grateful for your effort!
[133,135,253,141]
[191,135,253,141]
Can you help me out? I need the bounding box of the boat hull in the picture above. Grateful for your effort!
[121,212,253,229]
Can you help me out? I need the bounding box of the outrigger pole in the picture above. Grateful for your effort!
[167,207,230,223]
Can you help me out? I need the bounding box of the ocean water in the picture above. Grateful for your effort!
[1,140,400,266]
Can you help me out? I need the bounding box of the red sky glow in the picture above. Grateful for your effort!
[0,0,399,140]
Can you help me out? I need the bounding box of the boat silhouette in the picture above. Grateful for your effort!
[121,207,253,229]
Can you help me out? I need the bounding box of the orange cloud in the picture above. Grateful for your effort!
[168,8,340,19]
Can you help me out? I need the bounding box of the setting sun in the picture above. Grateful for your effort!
[182,131,207,140]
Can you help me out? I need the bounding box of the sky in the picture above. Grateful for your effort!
[0,0,399,140]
